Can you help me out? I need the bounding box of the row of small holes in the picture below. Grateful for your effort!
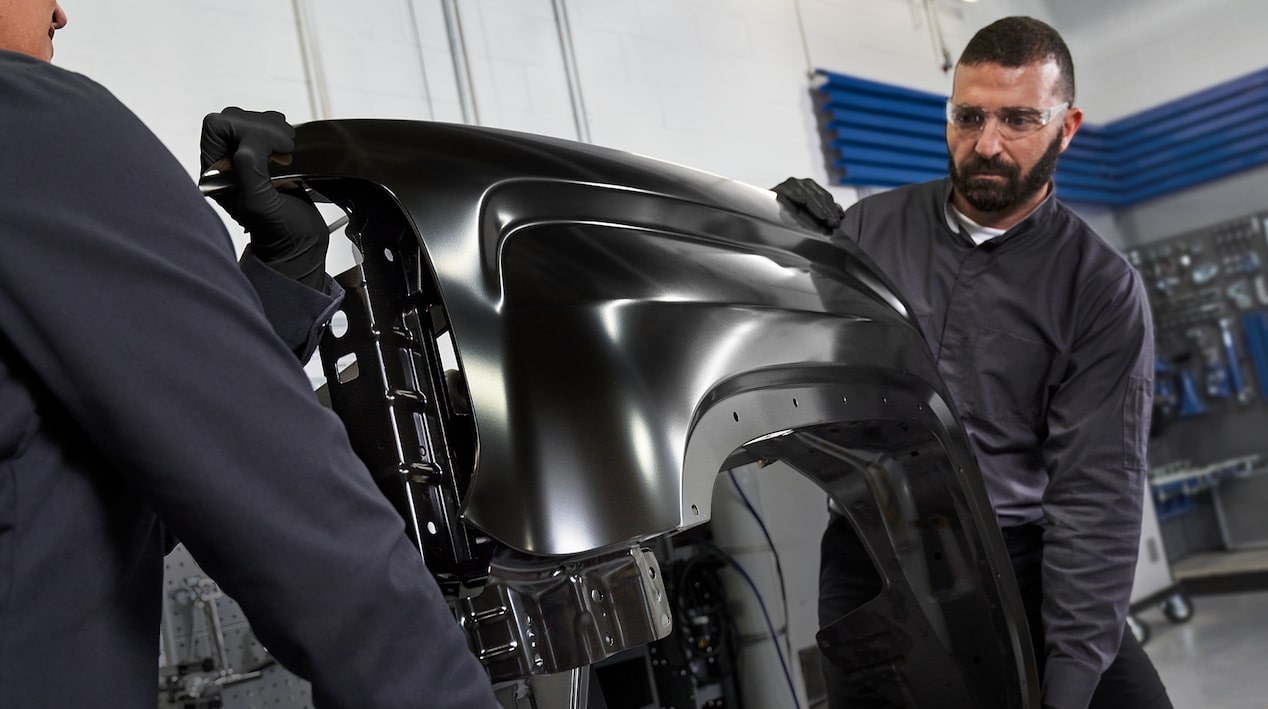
[732,395,856,422]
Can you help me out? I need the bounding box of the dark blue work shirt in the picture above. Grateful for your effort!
[0,50,498,708]
[840,179,1154,709]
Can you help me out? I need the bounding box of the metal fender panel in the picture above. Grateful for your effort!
[280,120,1039,706]
[287,119,914,556]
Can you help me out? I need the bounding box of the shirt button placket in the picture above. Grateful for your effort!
[940,249,991,386]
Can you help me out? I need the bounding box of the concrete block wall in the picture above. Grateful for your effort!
[51,0,1266,248]
[457,0,578,138]
[49,0,1049,251]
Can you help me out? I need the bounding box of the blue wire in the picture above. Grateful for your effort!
[696,538,803,709]
[727,468,793,659]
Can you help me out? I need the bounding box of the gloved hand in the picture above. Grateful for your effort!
[772,177,845,233]
[200,107,329,290]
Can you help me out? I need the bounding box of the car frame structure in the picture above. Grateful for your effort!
[212,119,1040,709]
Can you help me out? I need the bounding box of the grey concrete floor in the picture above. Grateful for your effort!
[1139,590,1268,708]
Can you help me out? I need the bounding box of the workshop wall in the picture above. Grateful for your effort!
[1045,0,1268,247]
[1047,0,1267,123]
[51,0,1265,252]
[51,0,1047,253]
[52,2,313,173]
[1116,167,1268,248]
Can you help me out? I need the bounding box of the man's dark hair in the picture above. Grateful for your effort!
[958,16,1075,104]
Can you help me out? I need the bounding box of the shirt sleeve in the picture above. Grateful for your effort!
[239,244,343,363]
[840,199,865,245]
[1038,269,1155,709]
[0,62,497,708]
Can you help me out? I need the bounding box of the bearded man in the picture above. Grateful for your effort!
[777,16,1170,709]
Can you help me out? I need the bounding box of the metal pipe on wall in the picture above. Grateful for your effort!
[551,0,591,143]
[790,0,814,79]
[441,0,481,125]
[291,0,332,119]
[406,0,438,121]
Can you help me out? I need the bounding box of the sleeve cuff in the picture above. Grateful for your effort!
[1040,656,1103,709]
[239,245,344,363]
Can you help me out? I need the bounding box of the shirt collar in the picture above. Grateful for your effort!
[940,178,1059,246]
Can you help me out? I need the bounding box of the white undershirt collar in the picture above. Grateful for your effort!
[945,202,1008,245]
[943,189,1051,246]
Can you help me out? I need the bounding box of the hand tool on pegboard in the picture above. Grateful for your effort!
[1219,318,1252,403]
[1240,311,1268,399]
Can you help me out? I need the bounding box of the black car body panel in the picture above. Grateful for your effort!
[270,119,1039,707]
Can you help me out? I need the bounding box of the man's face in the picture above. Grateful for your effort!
[0,0,67,61]
[948,127,1063,214]
[946,60,1081,218]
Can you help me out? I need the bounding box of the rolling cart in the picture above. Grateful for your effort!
[1130,483,1193,644]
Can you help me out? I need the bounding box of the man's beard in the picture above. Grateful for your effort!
[948,132,1062,213]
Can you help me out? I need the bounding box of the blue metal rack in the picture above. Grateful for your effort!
[814,66,1268,208]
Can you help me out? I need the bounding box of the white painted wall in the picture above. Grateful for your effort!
[711,462,831,708]
[1041,0,1268,246]
[49,0,1054,255]
[50,0,1266,250]
[1045,0,1268,124]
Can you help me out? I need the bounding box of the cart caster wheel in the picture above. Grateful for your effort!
[1127,615,1151,646]
[1163,593,1194,624]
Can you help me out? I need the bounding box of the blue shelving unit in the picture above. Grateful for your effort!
[814,66,1268,208]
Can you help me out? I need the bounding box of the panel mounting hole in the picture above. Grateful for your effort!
[329,310,348,338]
[335,353,358,383]
[384,247,395,262]
[427,521,437,535]
[793,398,799,408]
[691,505,699,516]
[732,412,739,422]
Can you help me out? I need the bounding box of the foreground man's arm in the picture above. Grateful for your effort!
[0,53,498,709]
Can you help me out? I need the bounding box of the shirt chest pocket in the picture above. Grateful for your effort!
[959,327,1058,432]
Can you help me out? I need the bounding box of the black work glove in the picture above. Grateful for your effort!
[200,107,329,291]
[772,177,845,233]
